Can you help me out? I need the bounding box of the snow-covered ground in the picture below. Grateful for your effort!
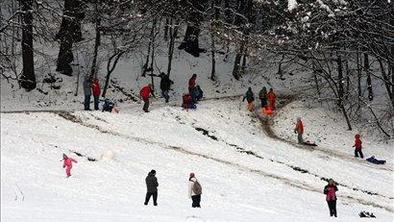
[1,99,393,222]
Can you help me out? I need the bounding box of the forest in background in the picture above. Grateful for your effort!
[0,0,393,138]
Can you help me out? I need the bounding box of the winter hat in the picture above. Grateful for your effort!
[189,172,195,179]
[355,134,360,139]
[150,169,156,175]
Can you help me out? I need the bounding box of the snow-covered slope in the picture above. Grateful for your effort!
[1,99,393,222]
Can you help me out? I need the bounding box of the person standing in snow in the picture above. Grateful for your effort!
[324,179,338,217]
[188,74,197,94]
[139,84,155,112]
[62,153,77,177]
[294,117,304,144]
[83,75,92,110]
[353,134,364,158]
[182,93,196,110]
[91,78,101,110]
[258,87,268,108]
[159,72,174,103]
[267,88,277,110]
[144,169,159,206]
[242,87,255,111]
[188,173,202,208]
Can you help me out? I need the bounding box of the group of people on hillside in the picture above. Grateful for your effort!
[138,73,203,112]
[84,75,119,113]
[144,170,203,208]
[61,153,339,215]
[243,87,276,114]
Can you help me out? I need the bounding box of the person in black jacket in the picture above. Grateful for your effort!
[323,179,338,217]
[159,72,174,103]
[144,169,159,206]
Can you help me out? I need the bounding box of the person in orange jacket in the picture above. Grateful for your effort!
[353,134,364,158]
[267,88,277,110]
[294,117,304,144]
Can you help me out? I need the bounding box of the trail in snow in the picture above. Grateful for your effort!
[256,95,392,172]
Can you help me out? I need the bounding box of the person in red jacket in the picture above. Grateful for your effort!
[294,117,304,144]
[323,179,338,217]
[92,78,101,110]
[188,74,197,93]
[353,134,364,158]
[62,153,77,177]
[140,84,155,112]
[267,88,277,110]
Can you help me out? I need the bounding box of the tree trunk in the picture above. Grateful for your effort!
[150,18,158,90]
[364,53,373,101]
[356,50,362,111]
[56,0,85,76]
[312,61,321,99]
[232,42,244,81]
[344,58,350,100]
[337,55,344,107]
[377,59,394,108]
[90,2,101,79]
[164,18,169,41]
[178,25,201,57]
[167,20,178,78]
[19,0,36,91]
[102,51,125,98]
[210,30,216,81]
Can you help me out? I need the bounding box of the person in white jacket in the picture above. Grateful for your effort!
[188,172,202,208]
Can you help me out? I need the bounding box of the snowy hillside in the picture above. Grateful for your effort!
[1,99,393,222]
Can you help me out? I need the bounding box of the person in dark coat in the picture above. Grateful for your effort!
[258,87,268,108]
[83,75,92,110]
[323,179,338,217]
[159,72,174,103]
[242,87,255,111]
[144,169,159,206]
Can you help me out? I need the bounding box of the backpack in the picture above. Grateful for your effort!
[192,180,202,195]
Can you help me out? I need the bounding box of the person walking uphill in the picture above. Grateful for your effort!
[188,74,197,94]
[83,76,92,110]
[92,78,101,110]
[188,173,202,208]
[353,134,364,158]
[62,154,77,177]
[144,170,159,206]
[294,117,304,144]
[324,179,338,217]
[243,87,255,112]
[159,72,174,103]
[258,87,268,108]
[140,84,155,112]
[267,88,277,110]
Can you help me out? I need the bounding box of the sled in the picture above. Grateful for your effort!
[303,141,317,146]
[261,107,274,116]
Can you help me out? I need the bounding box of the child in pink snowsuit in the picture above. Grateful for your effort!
[63,154,77,177]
